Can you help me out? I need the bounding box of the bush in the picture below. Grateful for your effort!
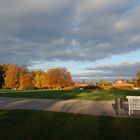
[112,84,134,90]
[21,86,34,90]
[98,86,112,90]
[83,85,98,90]
[63,86,76,90]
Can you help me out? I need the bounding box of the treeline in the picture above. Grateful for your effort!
[0,64,73,90]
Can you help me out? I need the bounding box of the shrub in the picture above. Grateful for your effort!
[112,84,134,90]
[99,86,112,90]
[83,85,98,90]
[63,86,76,90]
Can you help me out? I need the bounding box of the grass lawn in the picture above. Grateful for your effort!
[0,89,140,101]
[0,110,140,140]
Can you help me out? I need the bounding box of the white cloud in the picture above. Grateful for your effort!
[74,61,140,81]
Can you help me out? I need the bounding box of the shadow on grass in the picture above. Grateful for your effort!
[0,90,93,100]
[97,116,123,140]
[0,110,140,140]
[0,89,140,101]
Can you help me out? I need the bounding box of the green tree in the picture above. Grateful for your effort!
[0,64,8,88]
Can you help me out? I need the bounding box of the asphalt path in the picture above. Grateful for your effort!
[0,97,139,118]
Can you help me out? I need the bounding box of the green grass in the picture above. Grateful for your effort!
[0,110,140,140]
[0,89,140,101]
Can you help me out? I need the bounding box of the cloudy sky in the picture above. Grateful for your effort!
[0,0,140,81]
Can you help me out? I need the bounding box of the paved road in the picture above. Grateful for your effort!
[0,97,139,118]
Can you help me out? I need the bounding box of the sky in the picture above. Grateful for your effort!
[0,0,140,81]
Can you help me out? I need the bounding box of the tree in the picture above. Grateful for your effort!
[18,65,28,76]
[0,66,3,88]
[131,78,138,87]
[99,79,111,86]
[19,73,33,89]
[0,64,8,89]
[40,72,48,88]
[5,64,19,89]
[34,73,41,88]
[47,68,72,89]
[137,79,140,87]
[33,71,46,89]
[137,70,140,87]
[137,71,140,79]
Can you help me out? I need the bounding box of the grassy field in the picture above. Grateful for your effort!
[0,110,140,140]
[0,89,140,101]
[0,91,140,140]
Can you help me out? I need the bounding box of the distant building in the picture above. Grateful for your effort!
[113,79,134,90]
[114,79,126,84]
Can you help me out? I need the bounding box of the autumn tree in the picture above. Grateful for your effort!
[131,78,138,87]
[99,79,112,86]
[5,64,19,89]
[19,65,28,76]
[19,73,33,89]
[41,72,48,88]
[137,70,140,87]
[2,64,73,90]
[47,68,72,89]
[137,71,140,79]
[34,73,41,88]
[33,70,47,89]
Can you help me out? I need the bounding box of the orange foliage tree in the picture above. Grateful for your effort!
[137,70,140,87]
[47,68,72,89]
[5,64,19,89]
[19,73,33,89]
